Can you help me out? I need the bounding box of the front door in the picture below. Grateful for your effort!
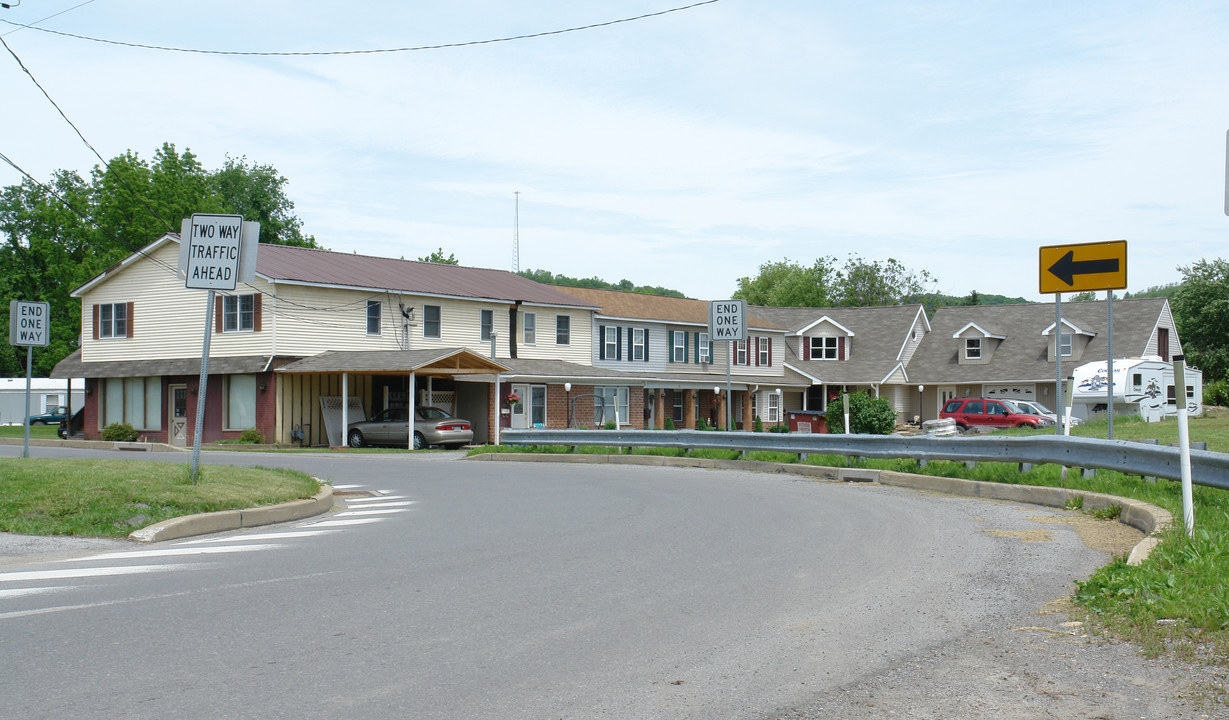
[939,386,957,418]
[510,383,547,429]
[511,383,530,429]
[169,384,188,447]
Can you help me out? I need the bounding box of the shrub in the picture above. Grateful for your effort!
[825,392,896,435]
[603,420,617,430]
[754,415,763,433]
[768,423,790,433]
[239,428,265,444]
[1205,379,1229,408]
[101,422,139,442]
[696,417,709,431]
[664,417,675,430]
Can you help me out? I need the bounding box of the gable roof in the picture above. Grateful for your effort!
[550,286,784,330]
[74,235,599,310]
[752,304,929,385]
[908,298,1173,384]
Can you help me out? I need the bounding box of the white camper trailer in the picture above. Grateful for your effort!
[1071,357,1202,422]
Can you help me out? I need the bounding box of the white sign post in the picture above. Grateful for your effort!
[709,300,747,431]
[178,215,259,481]
[9,301,50,458]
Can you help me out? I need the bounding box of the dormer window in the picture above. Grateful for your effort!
[1059,333,1072,357]
[811,337,839,360]
[965,338,982,359]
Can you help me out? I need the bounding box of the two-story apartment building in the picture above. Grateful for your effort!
[551,287,805,429]
[51,235,611,446]
[907,298,1182,419]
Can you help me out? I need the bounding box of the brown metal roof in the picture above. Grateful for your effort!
[253,243,599,308]
[275,348,510,375]
[550,286,784,330]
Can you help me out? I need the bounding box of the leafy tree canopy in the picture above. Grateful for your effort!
[418,248,459,265]
[520,269,684,298]
[733,255,934,308]
[1172,258,1229,382]
[0,142,316,376]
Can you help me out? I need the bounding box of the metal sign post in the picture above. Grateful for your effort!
[1174,355,1195,536]
[179,214,258,482]
[709,300,746,431]
[9,301,50,459]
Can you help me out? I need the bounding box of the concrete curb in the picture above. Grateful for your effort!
[467,453,1172,565]
[128,484,334,543]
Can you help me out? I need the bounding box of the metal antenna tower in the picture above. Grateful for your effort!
[512,191,520,274]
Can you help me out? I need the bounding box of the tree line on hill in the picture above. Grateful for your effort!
[3,143,1226,386]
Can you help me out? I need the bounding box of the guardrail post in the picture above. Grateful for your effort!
[1082,468,1096,479]
[1019,462,1032,473]
[1137,439,1159,482]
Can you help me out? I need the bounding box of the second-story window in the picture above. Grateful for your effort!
[223,295,254,333]
[481,309,493,340]
[98,302,129,339]
[603,326,618,360]
[523,312,536,344]
[672,331,686,362]
[965,338,981,359]
[811,337,838,360]
[758,338,770,366]
[735,339,747,365]
[697,332,710,363]
[556,315,570,345]
[367,300,381,335]
[1059,333,1072,357]
[424,305,441,338]
[633,328,645,360]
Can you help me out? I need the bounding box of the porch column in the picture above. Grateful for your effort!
[654,390,665,429]
[341,372,348,447]
[717,391,728,431]
[683,389,696,429]
[743,390,754,430]
[408,371,416,450]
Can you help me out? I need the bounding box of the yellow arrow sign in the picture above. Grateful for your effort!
[1039,240,1127,294]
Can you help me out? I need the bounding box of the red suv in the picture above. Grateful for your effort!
[939,398,1052,431]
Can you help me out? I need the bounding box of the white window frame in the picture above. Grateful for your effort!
[1059,333,1072,357]
[697,332,710,364]
[604,326,618,360]
[633,328,645,361]
[758,338,770,366]
[556,315,570,345]
[366,300,381,335]
[423,304,441,338]
[480,309,493,340]
[99,302,127,339]
[523,312,537,344]
[767,392,780,423]
[735,339,747,365]
[224,374,257,430]
[812,336,838,360]
[672,331,686,362]
[223,294,254,333]
[965,337,982,359]
[594,386,630,426]
[100,376,162,431]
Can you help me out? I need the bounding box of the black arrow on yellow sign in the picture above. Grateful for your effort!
[1046,251,1120,287]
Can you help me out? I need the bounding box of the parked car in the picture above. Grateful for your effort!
[26,405,69,425]
[1010,399,1082,427]
[347,406,473,449]
[58,408,84,439]
[940,398,1053,431]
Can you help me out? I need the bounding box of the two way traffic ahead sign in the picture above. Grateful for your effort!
[1039,240,1127,294]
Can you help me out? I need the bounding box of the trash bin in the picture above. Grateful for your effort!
[788,411,827,433]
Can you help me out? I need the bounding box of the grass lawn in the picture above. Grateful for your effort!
[0,458,319,537]
[0,424,60,441]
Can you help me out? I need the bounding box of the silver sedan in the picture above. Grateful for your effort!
[347,406,474,449]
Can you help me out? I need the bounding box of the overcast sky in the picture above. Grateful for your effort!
[3,1,1228,302]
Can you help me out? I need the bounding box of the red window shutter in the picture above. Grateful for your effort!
[126,301,134,338]
[803,336,810,358]
[254,294,262,332]
[215,296,224,333]
[92,304,99,340]
[838,337,845,361]
[754,337,760,366]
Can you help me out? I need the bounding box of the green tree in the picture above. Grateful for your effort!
[1172,258,1229,382]
[733,257,837,306]
[0,143,315,376]
[418,248,459,265]
[832,255,934,307]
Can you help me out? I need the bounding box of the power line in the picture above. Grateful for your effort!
[0,1,719,56]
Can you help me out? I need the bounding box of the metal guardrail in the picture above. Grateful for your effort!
[499,429,1229,491]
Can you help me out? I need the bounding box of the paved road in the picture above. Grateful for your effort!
[0,448,1115,719]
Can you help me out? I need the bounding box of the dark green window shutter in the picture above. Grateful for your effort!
[598,325,606,360]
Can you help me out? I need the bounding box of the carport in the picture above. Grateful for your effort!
[274,348,511,447]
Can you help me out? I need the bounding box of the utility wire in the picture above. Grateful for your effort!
[0,0,94,38]
[0,1,719,56]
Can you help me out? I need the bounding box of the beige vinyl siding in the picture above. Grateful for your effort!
[729,333,785,378]
[270,285,415,355]
[80,242,276,362]
[515,307,592,364]
[898,313,927,365]
[1150,302,1182,358]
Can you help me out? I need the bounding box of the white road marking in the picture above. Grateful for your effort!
[59,544,282,563]
[0,586,75,599]
[333,508,408,517]
[0,564,192,583]
[345,496,411,504]
[303,518,384,527]
[177,530,337,544]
